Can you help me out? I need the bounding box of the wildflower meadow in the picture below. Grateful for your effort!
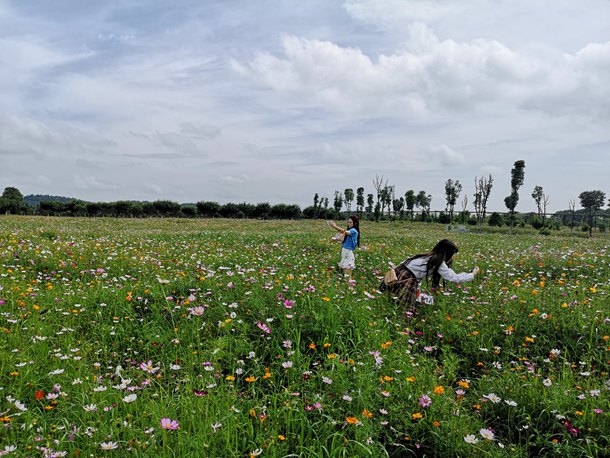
[1,216,609,457]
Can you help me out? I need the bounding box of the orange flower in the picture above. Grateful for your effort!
[381,341,392,349]
[457,380,470,389]
[411,412,422,420]
[245,376,257,383]
[308,343,316,349]
[323,343,331,348]
[433,386,445,395]
[433,421,441,427]
[362,409,373,418]
[345,416,359,424]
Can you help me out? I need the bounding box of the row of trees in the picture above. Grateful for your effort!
[1,170,609,235]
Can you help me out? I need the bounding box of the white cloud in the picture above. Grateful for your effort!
[244,29,610,120]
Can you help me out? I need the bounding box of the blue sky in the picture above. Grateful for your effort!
[1,0,609,212]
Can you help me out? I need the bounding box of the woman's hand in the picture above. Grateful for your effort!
[472,266,480,276]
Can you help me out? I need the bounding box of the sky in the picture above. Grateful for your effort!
[1,0,609,213]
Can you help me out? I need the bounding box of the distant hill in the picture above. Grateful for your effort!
[24,194,76,207]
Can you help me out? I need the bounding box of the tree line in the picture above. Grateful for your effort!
[1,160,608,235]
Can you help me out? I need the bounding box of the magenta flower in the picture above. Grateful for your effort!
[283,299,295,309]
[419,394,432,408]
[160,418,180,430]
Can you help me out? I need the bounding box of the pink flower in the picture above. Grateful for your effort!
[256,321,271,334]
[419,394,432,408]
[160,418,180,430]
[140,360,160,374]
[188,306,205,316]
[283,299,295,309]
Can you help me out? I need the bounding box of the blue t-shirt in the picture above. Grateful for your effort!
[342,228,358,251]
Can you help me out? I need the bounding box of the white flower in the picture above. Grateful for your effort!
[543,378,552,387]
[170,364,181,371]
[483,393,501,403]
[100,441,118,450]
[48,369,65,376]
[504,400,518,407]
[14,400,27,412]
[464,434,479,444]
[83,404,97,412]
[480,428,495,440]
[123,394,137,403]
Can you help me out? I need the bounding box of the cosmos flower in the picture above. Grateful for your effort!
[140,360,160,374]
[419,395,432,408]
[480,428,495,440]
[464,435,479,444]
[160,418,180,430]
[100,441,118,450]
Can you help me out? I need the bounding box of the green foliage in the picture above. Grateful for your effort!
[488,212,505,227]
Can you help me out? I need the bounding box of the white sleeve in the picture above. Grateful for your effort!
[437,262,474,283]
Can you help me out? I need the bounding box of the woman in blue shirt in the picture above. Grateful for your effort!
[329,214,360,279]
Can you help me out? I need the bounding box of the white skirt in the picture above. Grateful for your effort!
[338,248,355,269]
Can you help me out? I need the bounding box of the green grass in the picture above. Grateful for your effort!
[0,216,609,457]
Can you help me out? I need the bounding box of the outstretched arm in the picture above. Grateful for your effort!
[438,263,479,283]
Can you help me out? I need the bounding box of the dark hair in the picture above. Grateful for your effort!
[408,239,458,288]
[343,214,361,247]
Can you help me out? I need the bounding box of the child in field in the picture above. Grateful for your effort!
[380,239,479,309]
[328,215,360,279]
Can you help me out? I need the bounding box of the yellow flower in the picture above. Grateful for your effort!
[411,412,422,420]
[322,297,330,302]
[525,336,535,343]
[323,343,331,348]
[245,376,257,383]
[278,435,286,441]
[406,376,416,382]
[226,375,235,381]
[457,380,470,389]
[512,280,520,286]
[575,411,584,416]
